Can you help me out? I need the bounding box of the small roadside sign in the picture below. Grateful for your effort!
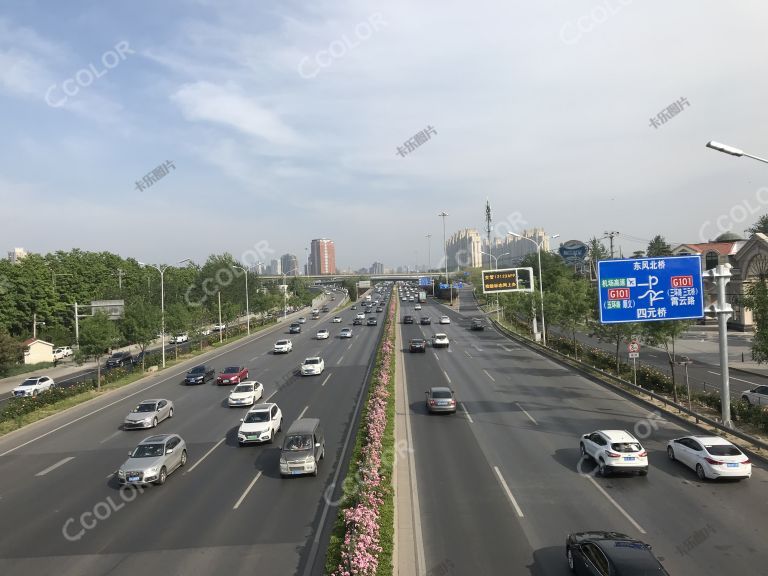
[628,341,640,353]
[629,352,639,359]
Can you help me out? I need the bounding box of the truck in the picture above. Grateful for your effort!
[418,290,427,303]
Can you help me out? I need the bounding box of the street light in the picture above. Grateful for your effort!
[438,212,450,305]
[480,251,509,321]
[232,265,250,335]
[508,232,560,346]
[706,141,768,164]
[139,258,189,368]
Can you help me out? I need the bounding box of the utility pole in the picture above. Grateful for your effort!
[115,268,124,290]
[218,291,223,344]
[485,199,492,271]
[438,212,451,305]
[604,231,620,259]
[426,234,432,272]
[705,264,734,428]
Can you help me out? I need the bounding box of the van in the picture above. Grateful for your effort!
[279,418,325,477]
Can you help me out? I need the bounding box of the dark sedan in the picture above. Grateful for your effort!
[403,315,414,324]
[566,531,669,575]
[366,317,378,326]
[420,316,431,325]
[185,364,215,385]
[471,318,485,330]
[409,338,426,353]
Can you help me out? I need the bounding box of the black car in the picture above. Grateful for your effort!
[376,307,383,313]
[471,318,485,330]
[185,364,215,384]
[566,532,669,575]
[367,317,378,326]
[409,338,426,352]
[106,351,133,369]
[420,316,431,325]
[289,323,301,334]
[353,317,364,325]
[403,315,414,324]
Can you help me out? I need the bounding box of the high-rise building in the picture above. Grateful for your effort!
[485,228,550,268]
[269,259,281,275]
[280,253,299,276]
[7,247,27,263]
[370,261,384,274]
[309,238,336,275]
[446,229,483,269]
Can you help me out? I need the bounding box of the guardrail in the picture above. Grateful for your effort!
[491,319,768,454]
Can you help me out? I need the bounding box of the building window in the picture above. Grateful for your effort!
[705,251,719,270]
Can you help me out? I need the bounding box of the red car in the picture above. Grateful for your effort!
[216,366,249,385]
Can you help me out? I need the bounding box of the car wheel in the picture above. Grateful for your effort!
[567,548,575,572]
[267,430,274,444]
[598,460,608,477]
[152,417,158,428]
[638,469,648,476]
[579,444,587,457]
[321,445,325,460]
[156,467,167,485]
[742,396,751,405]
[278,420,282,432]
[312,462,319,477]
[169,408,174,418]
[696,464,707,481]
[238,441,245,447]
[180,449,187,467]
[667,446,675,461]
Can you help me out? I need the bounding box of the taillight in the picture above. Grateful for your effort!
[605,451,621,458]
[705,457,723,465]
[741,459,751,464]
[638,451,647,457]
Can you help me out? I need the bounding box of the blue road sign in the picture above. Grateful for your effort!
[597,256,704,324]
[456,282,463,288]
[419,276,431,287]
[439,283,448,289]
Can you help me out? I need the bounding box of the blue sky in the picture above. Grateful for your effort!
[2,0,768,270]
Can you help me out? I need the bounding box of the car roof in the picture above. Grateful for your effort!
[139,434,176,444]
[597,430,638,442]
[687,435,733,445]
[434,333,448,337]
[248,403,276,412]
[138,399,165,404]
[429,386,452,393]
[304,356,322,361]
[285,417,320,435]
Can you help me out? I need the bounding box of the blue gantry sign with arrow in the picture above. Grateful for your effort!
[597,255,704,324]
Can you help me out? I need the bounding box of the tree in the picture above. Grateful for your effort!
[590,321,640,374]
[641,320,692,403]
[165,302,191,360]
[78,313,120,389]
[742,279,768,363]
[646,235,672,257]
[631,250,645,259]
[747,214,768,236]
[0,328,22,376]
[121,299,160,371]
[547,276,593,356]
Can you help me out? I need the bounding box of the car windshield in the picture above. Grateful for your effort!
[223,367,240,373]
[244,411,269,423]
[412,339,425,344]
[20,379,39,386]
[305,359,320,365]
[706,444,742,456]
[284,434,313,451]
[134,403,157,413]
[189,366,205,374]
[431,390,452,399]
[234,384,253,393]
[131,444,164,458]
[276,340,288,345]
[611,442,642,453]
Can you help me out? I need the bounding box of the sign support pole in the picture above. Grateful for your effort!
[706,264,733,428]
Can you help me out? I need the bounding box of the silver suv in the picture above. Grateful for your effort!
[117,434,187,486]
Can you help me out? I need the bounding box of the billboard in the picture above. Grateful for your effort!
[90,300,125,320]
[357,280,371,289]
[481,268,534,294]
[597,256,704,323]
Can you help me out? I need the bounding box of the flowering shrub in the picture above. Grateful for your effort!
[329,294,397,576]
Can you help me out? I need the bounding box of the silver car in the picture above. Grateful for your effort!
[425,387,457,414]
[117,434,187,486]
[124,399,174,429]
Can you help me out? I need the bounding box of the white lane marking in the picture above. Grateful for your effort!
[648,354,658,358]
[338,355,345,364]
[515,402,538,425]
[585,475,646,534]
[433,351,439,361]
[493,466,524,518]
[35,456,75,477]
[233,471,263,510]
[185,437,225,474]
[443,370,452,384]
[473,344,483,352]
[99,430,122,444]
[106,472,115,479]
[500,345,512,352]
[465,350,472,358]
[483,369,496,382]
[251,355,261,361]
[460,402,473,423]
[321,373,332,387]
[347,342,354,351]
[297,405,309,419]
[731,376,759,385]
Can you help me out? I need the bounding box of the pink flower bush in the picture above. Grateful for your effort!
[332,297,397,576]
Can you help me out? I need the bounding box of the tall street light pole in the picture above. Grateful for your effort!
[232,265,250,335]
[426,233,432,272]
[438,212,450,305]
[706,141,768,164]
[509,233,560,346]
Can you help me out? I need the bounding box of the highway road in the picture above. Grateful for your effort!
[0,291,389,576]
[400,288,768,575]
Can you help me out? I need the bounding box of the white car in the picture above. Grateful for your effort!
[741,385,768,407]
[579,430,648,476]
[439,315,451,324]
[340,328,353,338]
[274,339,293,354]
[228,381,264,407]
[238,403,283,445]
[300,357,325,376]
[355,312,365,320]
[53,346,73,360]
[316,329,330,340]
[414,304,422,310]
[332,316,342,323]
[298,317,307,324]
[12,376,55,397]
[212,323,226,332]
[170,333,188,344]
[433,333,450,348]
[667,435,751,481]
[200,328,212,336]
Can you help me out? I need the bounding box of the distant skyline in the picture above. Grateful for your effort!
[2,1,767,270]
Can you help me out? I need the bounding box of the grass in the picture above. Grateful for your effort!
[1,361,55,378]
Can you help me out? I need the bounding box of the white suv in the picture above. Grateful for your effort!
[300,357,325,376]
[274,339,293,354]
[741,385,768,407]
[12,376,55,397]
[579,430,648,476]
[238,403,282,445]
